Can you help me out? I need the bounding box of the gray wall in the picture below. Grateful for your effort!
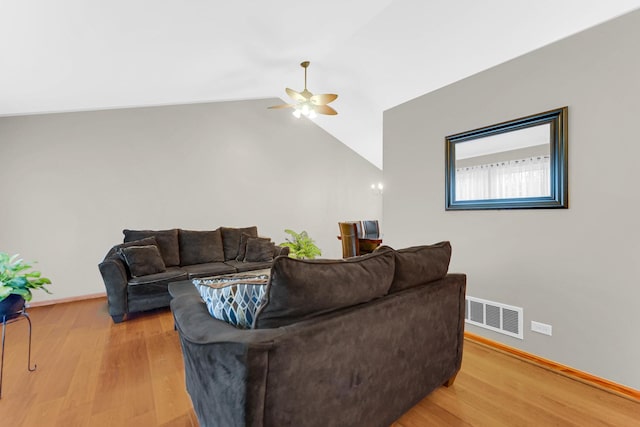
[0,98,382,303]
[383,10,640,389]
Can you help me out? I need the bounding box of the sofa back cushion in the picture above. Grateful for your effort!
[389,241,452,293]
[123,229,180,267]
[178,229,225,265]
[221,226,258,261]
[254,248,395,328]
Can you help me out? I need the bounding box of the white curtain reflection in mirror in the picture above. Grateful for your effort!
[455,155,550,200]
[454,123,551,201]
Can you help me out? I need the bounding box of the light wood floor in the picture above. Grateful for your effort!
[0,298,637,427]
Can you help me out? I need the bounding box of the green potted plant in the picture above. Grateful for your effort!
[0,252,52,317]
[279,229,322,259]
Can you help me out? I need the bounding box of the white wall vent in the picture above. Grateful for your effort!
[465,296,523,339]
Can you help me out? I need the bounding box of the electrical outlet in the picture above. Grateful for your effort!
[531,321,552,336]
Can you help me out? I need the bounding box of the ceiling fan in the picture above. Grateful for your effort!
[269,61,338,118]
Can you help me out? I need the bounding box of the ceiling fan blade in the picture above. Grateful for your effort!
[310,93,338,106]
[286,88,306,102]
[268,104,294,109]
[270,63,338,117]
[315,105,338,115]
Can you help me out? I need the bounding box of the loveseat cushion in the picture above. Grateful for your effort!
[221,226,258,261]
[193,270,270,329]
[179,229,225,265]
[389,241,452,292]
[127,267,188,288]
[253,248,395,328]
[118,245,167,278]
[182,262,237,279]
[224,260,274,272]
[123,229,180,267]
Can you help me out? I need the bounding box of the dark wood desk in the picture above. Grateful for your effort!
[336,235,383,255]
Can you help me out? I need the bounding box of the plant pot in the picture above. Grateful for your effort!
[0,294,26,321]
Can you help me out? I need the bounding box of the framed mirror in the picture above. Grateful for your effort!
[445,107,568,210]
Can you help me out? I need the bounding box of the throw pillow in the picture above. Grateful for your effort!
[221,226,258,261]
[123,229,180,267]
[118,245,167,277]
[105,236,158,260]
[389,241,452,292]
[178,229,225,265]
[193,271,270,329]
[244,238,275,262]
[237,234,270,261]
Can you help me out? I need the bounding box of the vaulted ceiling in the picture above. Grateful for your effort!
[2,1,639,168]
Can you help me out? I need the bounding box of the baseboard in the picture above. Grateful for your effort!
[27,292,106,307]
[464,331,640,402]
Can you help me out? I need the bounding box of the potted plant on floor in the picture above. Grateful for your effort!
[0,252,52,318]
[279,229,322,259]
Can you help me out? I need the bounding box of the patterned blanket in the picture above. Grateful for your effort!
[192,269,270,328]
[192,268,271,288]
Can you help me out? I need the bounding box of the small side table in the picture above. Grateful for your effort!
[0,307,36,399]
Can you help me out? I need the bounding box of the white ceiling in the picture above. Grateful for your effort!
[2,1,639,169]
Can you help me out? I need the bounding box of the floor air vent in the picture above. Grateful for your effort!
[465,296,523,339]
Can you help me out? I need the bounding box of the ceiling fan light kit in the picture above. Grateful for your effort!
[269,61,338,118]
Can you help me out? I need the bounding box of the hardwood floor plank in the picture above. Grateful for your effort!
[21,395,64,426]
[396,399,475,427]
[413,382,509,427]
[395,342,640,427]
[466,332,640,401]
[0,298,638,427]
[159,412,198,427]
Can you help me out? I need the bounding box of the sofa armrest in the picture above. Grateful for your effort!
[171,293,285,346]
[98,258,129,321]
[171,293,285,427]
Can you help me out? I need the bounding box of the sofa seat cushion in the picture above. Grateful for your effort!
[182,262,237,279]
[224,260,273,272]
[221,226,258,261]
[389,241,452,293]
[254,248,396,328]
[123,229,180,267]
[193,270,270,328]
[179,229,225,265]
[127,267,188,291]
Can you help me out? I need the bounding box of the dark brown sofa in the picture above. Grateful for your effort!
[170,242,465,427]
[99,226,288,323]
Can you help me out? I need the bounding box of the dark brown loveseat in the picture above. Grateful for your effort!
[171,242,465,427]
[99,226,288,323]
